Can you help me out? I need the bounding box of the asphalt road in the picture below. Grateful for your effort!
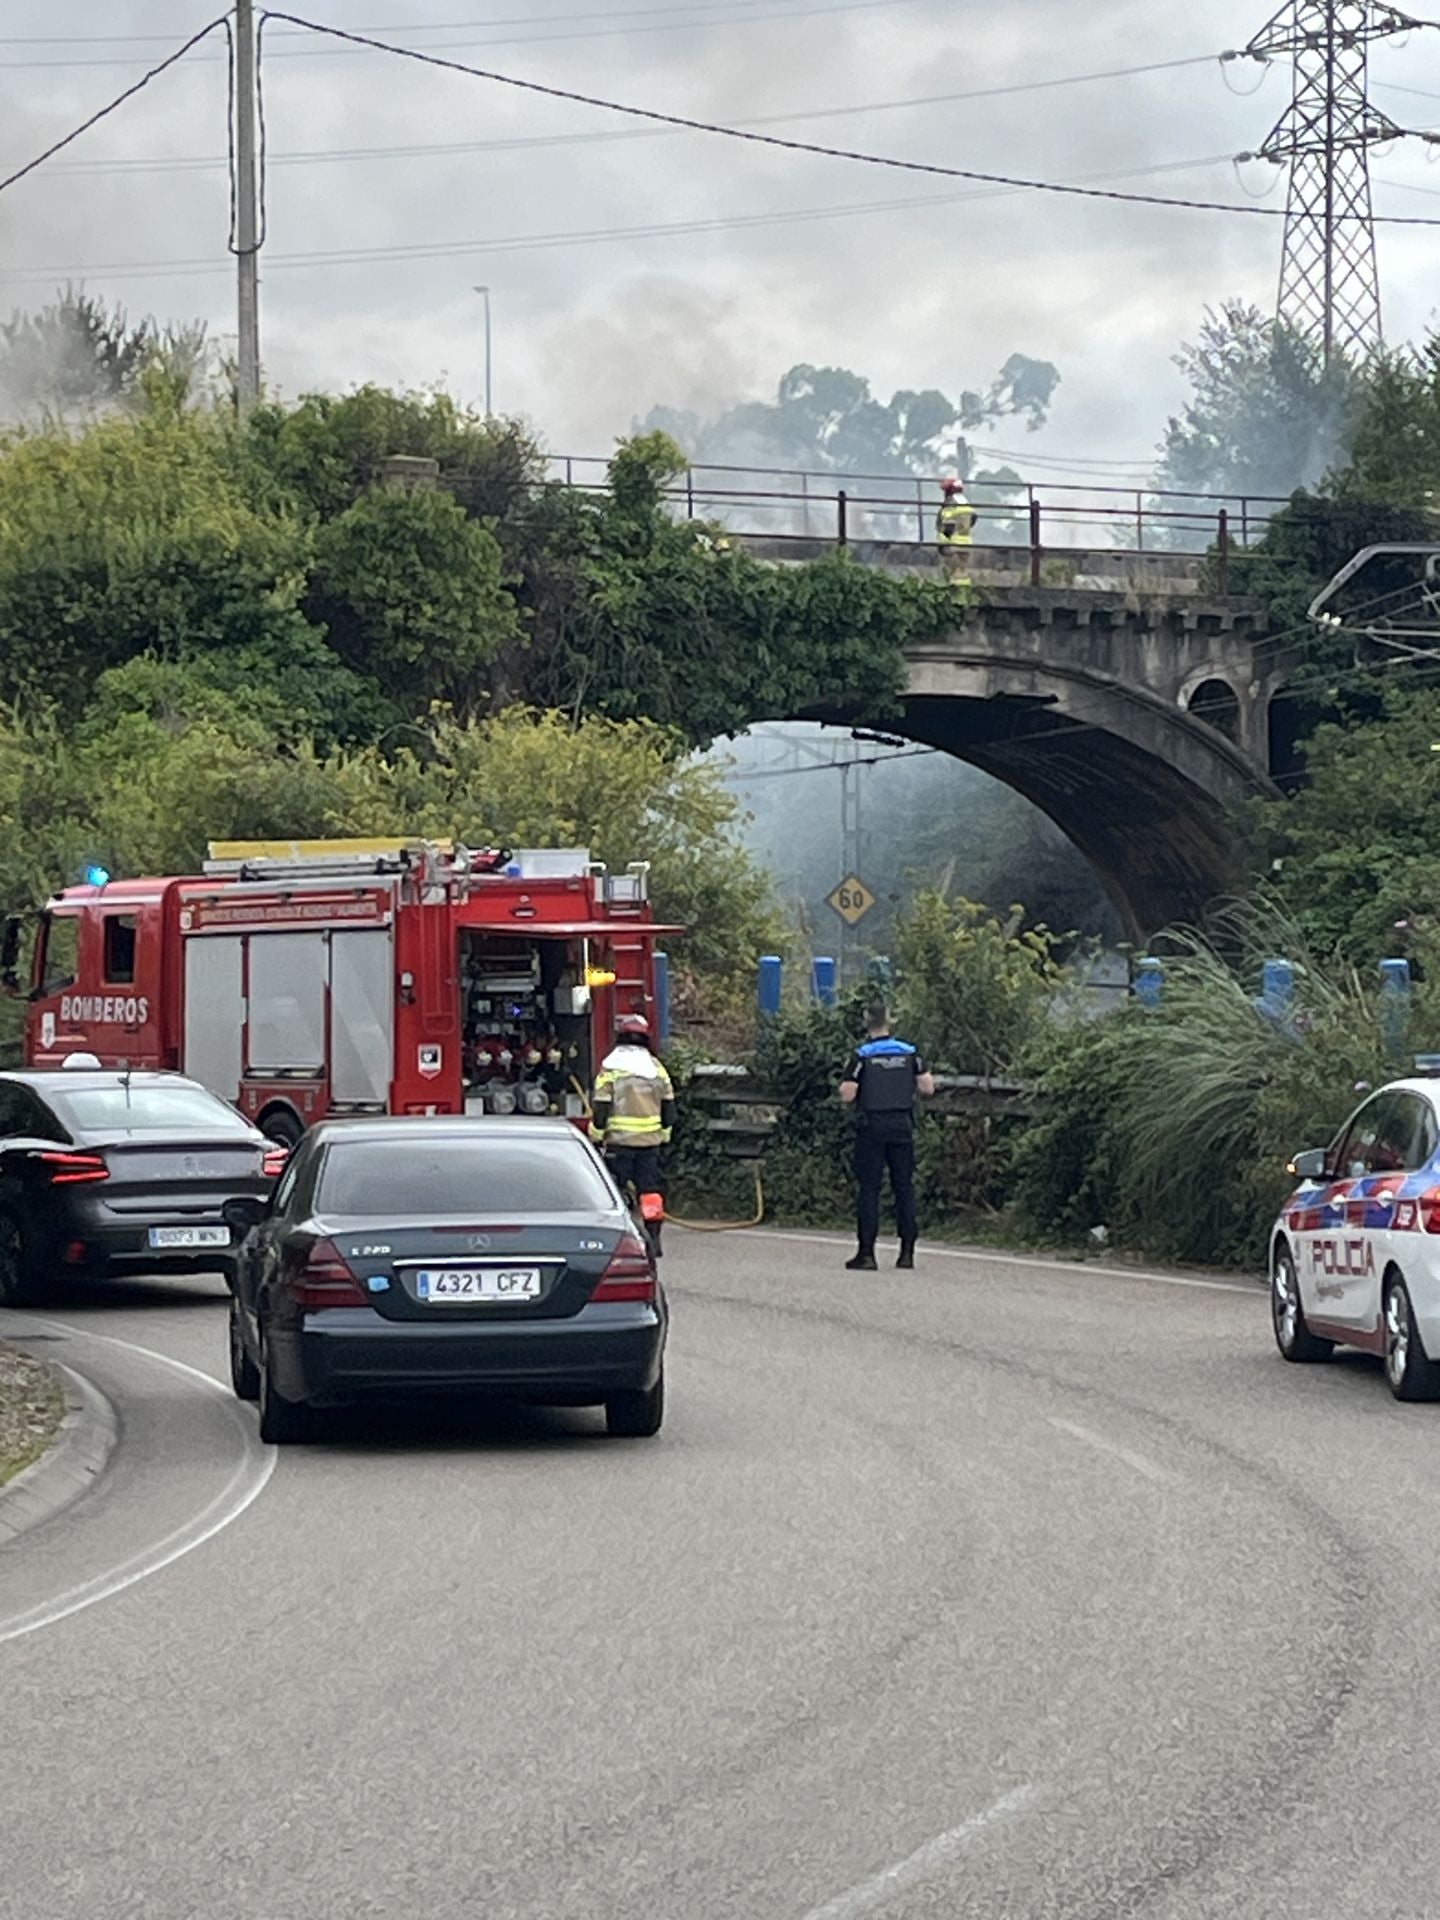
[0,1231,1435,1920]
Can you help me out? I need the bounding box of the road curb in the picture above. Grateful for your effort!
[0,1361,118,1546]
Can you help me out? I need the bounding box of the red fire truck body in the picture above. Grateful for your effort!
[19,841,676,1143]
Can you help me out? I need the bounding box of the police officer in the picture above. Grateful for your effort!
[838,1002,935,1271]
[592,1014,675,1255]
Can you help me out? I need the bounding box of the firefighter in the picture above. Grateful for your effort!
[592,1014,675,1255]
[936,477,975,586]
[838,1002,935,1272]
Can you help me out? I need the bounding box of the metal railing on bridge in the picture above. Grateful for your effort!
[544,456,1289,593]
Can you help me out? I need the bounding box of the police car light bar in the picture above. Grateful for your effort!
[1414,1055,1440,1077]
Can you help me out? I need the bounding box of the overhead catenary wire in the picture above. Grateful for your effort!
[254,12,1440,229]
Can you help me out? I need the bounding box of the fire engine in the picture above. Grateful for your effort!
[4,840,678,1145]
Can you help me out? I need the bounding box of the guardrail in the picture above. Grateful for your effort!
[543,456,1289,593]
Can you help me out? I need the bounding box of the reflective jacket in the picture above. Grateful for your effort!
[592,1044,676,1147]
[937,500,975,546]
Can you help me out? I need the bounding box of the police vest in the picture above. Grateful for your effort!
[855,1038,920,1114]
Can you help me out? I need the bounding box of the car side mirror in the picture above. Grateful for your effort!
[1287,1148,1328,1181]
[223,1195,269,1234]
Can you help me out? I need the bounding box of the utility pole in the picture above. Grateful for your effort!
[1237,3,1429,362]
[234,0,262,416]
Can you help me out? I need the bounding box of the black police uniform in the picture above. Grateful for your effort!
[845,1035,926,1259]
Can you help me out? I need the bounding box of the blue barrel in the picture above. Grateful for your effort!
[1261,958,1294,1013]
[1134,958,1163,1008]
[758,955,783,1020]
[812,956,838,1009]
[653,952,671,1043]
[1381,958,1411,1058]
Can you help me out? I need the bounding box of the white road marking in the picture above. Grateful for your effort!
[748,1227,1258,1295]
[0,1316,275,1647]
[1048,1416,1174,1485]
[797,1784,1040,1920]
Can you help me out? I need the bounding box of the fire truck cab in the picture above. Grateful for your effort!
[10,841,677,1145]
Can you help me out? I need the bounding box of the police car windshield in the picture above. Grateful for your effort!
[317,1135,616,1217]
[49,1084,251,1135]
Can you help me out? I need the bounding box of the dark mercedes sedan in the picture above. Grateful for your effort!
[224,1116,668,1445]
[0,1067,285,1307]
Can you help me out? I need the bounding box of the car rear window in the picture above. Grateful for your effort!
[316,1133,616,1216]
[50,1084,252,1134]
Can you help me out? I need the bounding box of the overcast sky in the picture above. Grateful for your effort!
[1,1,1437,482]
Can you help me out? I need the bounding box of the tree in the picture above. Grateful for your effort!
[1246,684,1440,966]
[1154,301,1366,505]
[0,288,210,423]
[244,385,536,521]
[308,486,521,713]
[1336,333,1440,511]
[640,354,1060,478]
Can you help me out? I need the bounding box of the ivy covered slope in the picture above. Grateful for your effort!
[0,388,949,748]
[0,386,959,1002]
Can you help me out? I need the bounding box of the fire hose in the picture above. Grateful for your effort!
[569,1078,765,1233]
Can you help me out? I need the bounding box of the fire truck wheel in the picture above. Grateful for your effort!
[228,1299,260,1402]
[0,1205,44,1309]
[605,1369,665,1439]
[259,1108,305,1150]
[258,1333,313,1444]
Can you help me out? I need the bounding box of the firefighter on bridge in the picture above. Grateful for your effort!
[591,1014,675,1256]
[936,477,975,587]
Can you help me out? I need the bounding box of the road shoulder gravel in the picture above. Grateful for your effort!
[0,1346,117,1544]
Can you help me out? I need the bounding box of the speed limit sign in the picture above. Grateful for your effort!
[827,874,877,926]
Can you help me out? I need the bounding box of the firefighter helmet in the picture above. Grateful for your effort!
[941,477,963,495]
[615,1014,651,1039]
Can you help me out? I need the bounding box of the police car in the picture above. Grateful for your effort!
[1270,1072,1440,1400]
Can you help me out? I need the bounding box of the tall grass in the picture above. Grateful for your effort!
[1016,904,1397,1267]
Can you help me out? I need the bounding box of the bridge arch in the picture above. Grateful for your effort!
[799,611,1283,942]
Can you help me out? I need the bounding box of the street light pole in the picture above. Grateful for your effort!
[474,285,493,415]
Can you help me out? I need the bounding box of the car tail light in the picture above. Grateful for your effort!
[285,1238,368,1311]
[592,1232,657,1304]
[1419,1189,1440,1233]
[34,1150,109,1186]
[262,1146,289,1181]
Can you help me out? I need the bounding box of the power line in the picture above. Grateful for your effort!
[0,18,228,199]
[261,12,1440,227]
[0,0,927,68]
[0,155,1252,288]
[35,57,1230,179]
[0,0,921,41]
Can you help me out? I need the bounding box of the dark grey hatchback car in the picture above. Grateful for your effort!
[0,1068,284,1307]
[225,1116,668,1445]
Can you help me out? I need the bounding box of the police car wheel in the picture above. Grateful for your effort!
[1271,1246,1332,1363]
[1382,1273,1440,1403]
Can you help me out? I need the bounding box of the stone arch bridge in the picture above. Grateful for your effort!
[744,536,1292,941]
